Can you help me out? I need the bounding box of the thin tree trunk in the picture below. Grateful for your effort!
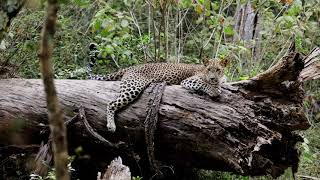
[233,0,262,62]
[38,0,69,179]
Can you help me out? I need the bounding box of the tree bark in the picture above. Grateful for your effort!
[233,1,262,61]
[0,48,319,178]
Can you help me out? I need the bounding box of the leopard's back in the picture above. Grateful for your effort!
[121,63,203,85]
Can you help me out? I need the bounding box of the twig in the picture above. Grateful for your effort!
[175,8,189,29]
[203,28,216,50]
[274,4,289,20]
[128,7,149,62]
[77,106,125,149]
[213,0,225,58]
[177,9,182,63]
[267,34,293,69]
[214,27,224,58]
[297,175,320,180]
[111,55,120,69]
[151,3,158,62]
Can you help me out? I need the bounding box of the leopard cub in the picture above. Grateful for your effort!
[91,58,228,132]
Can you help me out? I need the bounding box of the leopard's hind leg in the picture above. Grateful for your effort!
[106,77,150,132]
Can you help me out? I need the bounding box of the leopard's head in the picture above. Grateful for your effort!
[201,58,229,85]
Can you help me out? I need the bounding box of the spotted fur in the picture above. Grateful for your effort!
[91,59,228,132]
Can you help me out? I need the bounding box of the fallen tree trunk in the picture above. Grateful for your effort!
[0,48,319,178]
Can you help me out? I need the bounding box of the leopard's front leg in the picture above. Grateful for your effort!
[181,75,221,97]
[199,83,221,97]
[106,103,117,132]
[106,78,149,132]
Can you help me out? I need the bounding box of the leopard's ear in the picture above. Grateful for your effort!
[202,58,210,66]
[219,58,230,68]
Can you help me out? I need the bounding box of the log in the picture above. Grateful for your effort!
[0,48,319,178]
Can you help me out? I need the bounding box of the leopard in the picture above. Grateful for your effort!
[89,58,229,132]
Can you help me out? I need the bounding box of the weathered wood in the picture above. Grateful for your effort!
[233,1,262,61]
[0,48,319,178]
[99,157,131,180]
[0,81,304,177]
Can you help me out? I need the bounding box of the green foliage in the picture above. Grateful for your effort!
[90,3,145,72]
[132,176,142,180]
[30,156,75,180]
[299,118,320,177]
[198,170,250,180]
[0,0,25,40]
[0,1,98,79]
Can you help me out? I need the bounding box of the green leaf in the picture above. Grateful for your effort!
[195,4,204,14]
[73,0,90,8]
[209,16,218,26]
[93,21,101,31]
[204,1,211,11]
[212,2,219,11]
[239,76,249,80]
[287,0,302,16]
[224,26,234,36]
[180,0,192,8]
[105,45,114,54]
[59,0,69,4]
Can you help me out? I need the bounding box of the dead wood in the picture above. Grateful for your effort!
[0,48,319,178]
[233,1,262,61]
[99,157,131,180]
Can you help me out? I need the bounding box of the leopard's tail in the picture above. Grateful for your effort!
[89,69,127,81]
[86,42,127,81]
